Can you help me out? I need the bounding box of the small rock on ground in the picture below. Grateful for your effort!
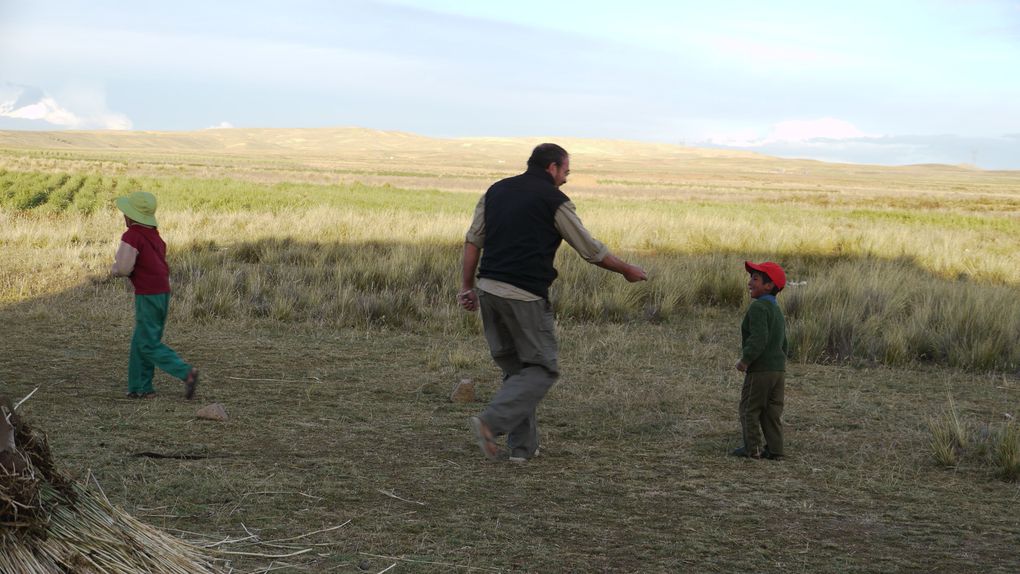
[196,403,229,421]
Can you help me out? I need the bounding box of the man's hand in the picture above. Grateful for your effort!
[460,242,481,312]
[623,264,648,283]
[458,289,479,312]
[735,360,748,372]
[596,254,648,282]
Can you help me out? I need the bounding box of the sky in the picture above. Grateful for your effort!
[1,0,1019,169]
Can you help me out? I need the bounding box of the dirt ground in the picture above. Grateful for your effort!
[2,297,1018,573]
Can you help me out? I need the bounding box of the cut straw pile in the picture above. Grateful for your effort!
[1,397,223,573]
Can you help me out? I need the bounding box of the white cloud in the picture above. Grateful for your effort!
[764,118,871,143]
[697,117,1020,167]
[0,82,131,129]
[706,117,874,147]
[713,36,830,65]
[205,121,235,129]
[703,130,1020,170]
[1,95,79,125]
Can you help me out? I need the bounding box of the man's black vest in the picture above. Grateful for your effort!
[478,167,570,299]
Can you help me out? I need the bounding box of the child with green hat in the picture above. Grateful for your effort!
[110,191,199,399]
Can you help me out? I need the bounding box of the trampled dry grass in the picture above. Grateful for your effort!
[2,129,1019,572]
[2,298,1018,572]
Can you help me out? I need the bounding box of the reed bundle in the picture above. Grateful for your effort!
[1,400,223,573]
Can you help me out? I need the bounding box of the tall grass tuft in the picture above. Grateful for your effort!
[928,395,967,468]
[927,395,1020,482]
[3,168,1020,372]
[992,422,1020,482]
[785,259,1020,371]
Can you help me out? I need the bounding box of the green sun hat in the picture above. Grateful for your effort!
[115,191,158,227]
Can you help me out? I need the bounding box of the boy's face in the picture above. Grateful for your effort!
[748,272,775,299]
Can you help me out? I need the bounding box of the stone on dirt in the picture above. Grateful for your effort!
[450,378,475,403]
[196,403,229,422]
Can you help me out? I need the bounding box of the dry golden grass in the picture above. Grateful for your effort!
[2,129,1020,572]
[3,308,1018,572]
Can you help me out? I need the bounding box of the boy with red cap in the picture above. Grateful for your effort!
[732,261,788,460]
[110,191,199,400]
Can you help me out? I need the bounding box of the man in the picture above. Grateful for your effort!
[459,143,647,462]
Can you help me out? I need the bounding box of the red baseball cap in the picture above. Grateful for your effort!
[744,261,786,291]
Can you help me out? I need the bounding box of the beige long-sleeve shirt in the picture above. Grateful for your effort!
[465,195,610,301]
[110,241,138,277]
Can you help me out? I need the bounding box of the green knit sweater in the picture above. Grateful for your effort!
[740,297,788,372]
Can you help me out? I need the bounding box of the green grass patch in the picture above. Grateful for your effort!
[0,169,474,215]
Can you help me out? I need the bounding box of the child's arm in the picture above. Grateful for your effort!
[110,241,138,277]
[739,304,770,368]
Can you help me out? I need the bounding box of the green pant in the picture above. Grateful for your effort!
[128,293,191,394]
[739,371,785,456]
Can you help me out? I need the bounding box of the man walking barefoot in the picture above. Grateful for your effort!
[459,143,647,462]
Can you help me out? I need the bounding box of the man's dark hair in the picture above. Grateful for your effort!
[527,143,568,170]
[750,270,781,295]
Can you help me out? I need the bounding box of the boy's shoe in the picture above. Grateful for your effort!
[762,448,784,461]
[469,416,501,461]
[125,392,141,399]
[184,368,199,400]
[730,446,762,459]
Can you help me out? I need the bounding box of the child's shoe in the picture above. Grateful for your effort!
[730,446,762,459]
[184,368,199,399]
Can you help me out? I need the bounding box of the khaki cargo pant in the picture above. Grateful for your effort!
[739,371,785,456]
[478,291,559,460]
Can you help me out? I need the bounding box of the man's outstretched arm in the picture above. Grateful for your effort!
[595,253,647,282]
[554,202,647,282]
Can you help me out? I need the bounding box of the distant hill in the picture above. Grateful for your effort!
[0,126,790,164]
[0,127,998,192]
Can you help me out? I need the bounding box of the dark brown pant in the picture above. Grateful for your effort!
[739,371,785,456]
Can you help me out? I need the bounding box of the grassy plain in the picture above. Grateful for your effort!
[1,128,1019,572]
